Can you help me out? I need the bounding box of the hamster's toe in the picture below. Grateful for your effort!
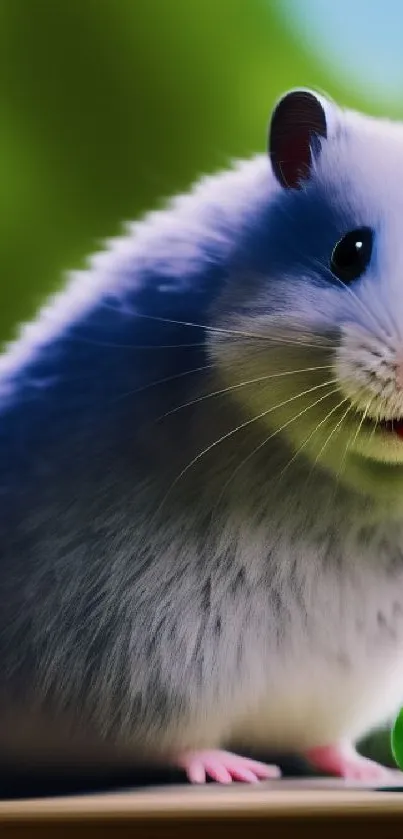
[174,749,281,784]
[305,742,392,781]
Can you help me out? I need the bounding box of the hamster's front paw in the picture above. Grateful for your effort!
[174,749,281,784]
[305,742,393,781]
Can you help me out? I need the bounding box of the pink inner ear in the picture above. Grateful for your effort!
[269,91,327,190]
[277,130,312,190]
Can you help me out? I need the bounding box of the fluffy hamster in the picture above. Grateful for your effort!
[1,89,403,783]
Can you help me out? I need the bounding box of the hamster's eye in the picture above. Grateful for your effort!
[330,227,373,284]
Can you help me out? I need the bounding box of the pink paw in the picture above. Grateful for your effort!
[174,749,281,784]
[305,742,391,781]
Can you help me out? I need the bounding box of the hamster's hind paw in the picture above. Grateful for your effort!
[174,749,281,784]
[305,742,393,781]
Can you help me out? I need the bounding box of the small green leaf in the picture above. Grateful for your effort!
[391,708,403,769]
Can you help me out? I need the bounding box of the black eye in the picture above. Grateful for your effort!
[330,227,373,284]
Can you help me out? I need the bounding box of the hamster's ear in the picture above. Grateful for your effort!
[269,89,330,189]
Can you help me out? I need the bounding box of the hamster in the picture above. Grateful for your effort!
[2,88,403,784]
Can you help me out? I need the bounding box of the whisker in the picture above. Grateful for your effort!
[241,331,336,352]
[336,402,376,508]
[311,256,395,341]
[115,364,215,400]
[132,313,274,341]
[64,335,208,350]
[309,400,353,475]
[276,393,351,482]
[368,413,379,444]
[276,201,392,339]
[151,378,339,522]
[155,365,335,422]
[64,331,335,352]
[335,399,372,484]
[326,400,372,511]
[211,385,341,517]
[131,312,334,348]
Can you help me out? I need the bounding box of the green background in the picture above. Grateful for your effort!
[2,0,401,767]
[2,0,401,343]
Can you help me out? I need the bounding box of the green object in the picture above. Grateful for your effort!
[391,708,403,769]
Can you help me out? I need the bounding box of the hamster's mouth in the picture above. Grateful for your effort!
[378,418,403,439]
[361,415,403,439]
[345,406,403,465]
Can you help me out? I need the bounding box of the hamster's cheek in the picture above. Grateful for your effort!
[349,425,403,464]
[341,454,403,510]
[332,323,403,470]
[208,320,348,464]
[208,318,403,503]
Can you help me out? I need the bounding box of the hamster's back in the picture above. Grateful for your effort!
[0,154,279,764]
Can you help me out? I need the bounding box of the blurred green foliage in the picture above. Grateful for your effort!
[1,0,397,343]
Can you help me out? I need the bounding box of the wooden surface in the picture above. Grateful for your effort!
[1,779,403,838]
